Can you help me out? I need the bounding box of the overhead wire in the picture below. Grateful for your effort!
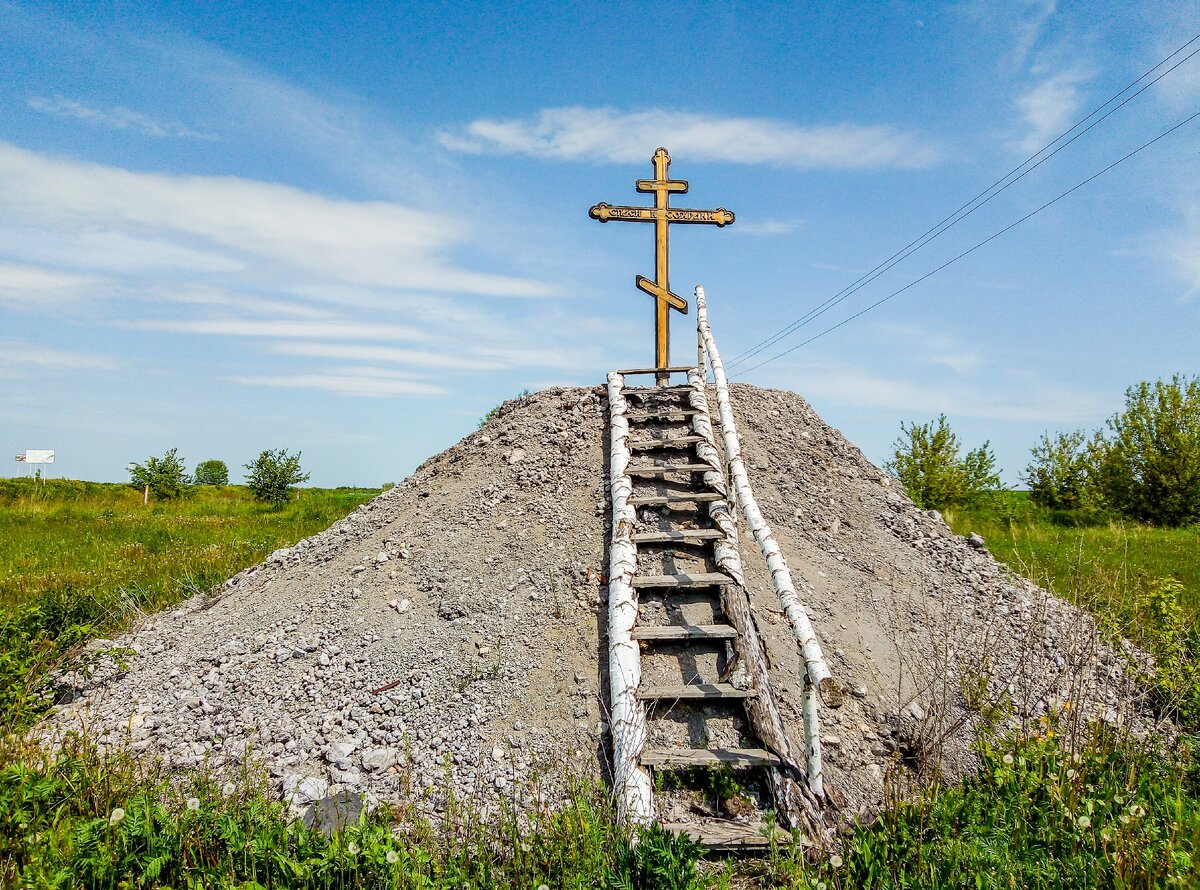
[723,32,1200,370]
[731,107,1200,378]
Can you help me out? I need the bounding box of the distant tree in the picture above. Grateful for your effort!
[244,449,311,505]
[1024,430,1095,510]
[128,448,191,501]
[193,459,229,486]
[1091,375,1200,527]
[886,414,1002,510]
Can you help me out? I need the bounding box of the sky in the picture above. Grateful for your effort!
[2,0,1198,487]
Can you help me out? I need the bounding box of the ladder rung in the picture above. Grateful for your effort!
[641,747,780,768]
[621,385,692,396]
[631,529,723,544]
[632,573,733,588]
[615,366,694,376]
[637,683,756,701]
[627,464,712,476]
[629,435,704,451]
[661,821,789,851]
[632,624,739,641]
[628,493,723,506]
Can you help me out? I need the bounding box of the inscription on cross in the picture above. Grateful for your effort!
[589,147,735,384]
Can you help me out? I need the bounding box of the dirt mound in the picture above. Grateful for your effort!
[41,384,1148,825]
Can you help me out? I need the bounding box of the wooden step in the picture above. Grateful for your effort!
[631,529,723,544]
[641,747,781,768]
[662,820,790,851]
[627,464,712,476]
[632,623,739,642]
[615,366,694,376]
[625,409,701,422]
[629,435,704,451]
[637,683,755,701]
[632,572,733,588]
[628,492,723,506]
[621,385,692,396]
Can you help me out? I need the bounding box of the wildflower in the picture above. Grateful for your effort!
[1120,814,1131,825]
[185,797,200,812]
[1130,804,1145,818]
[1066,769,1076,779]
[1077,815,1091,829]
[829,853,843,868]
[221,782,236,797]
[347,842,359,856]
[1002,753,1014,765]
[817,883,827,890]
[109,808,126,826]
[387,850,400,865]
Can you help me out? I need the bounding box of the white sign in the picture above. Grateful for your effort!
[23,450,55,464]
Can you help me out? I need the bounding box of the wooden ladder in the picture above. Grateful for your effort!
[605,367,824,851]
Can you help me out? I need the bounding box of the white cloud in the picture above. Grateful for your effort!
[268,341,506,371]
[0,339,118,378]
[1010,1,1058,67]
[28,95,217,140]
[233,368,447,398]
[0,262,97,306]
[0,141,554,298]
[1012,70,1086,153]
[127,318,428,342]
[732,219,805,237]
[441,107,940,170]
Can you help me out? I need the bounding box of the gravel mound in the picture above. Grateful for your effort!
[41,384,1150,825]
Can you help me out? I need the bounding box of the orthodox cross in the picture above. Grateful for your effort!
[589,147,735,385]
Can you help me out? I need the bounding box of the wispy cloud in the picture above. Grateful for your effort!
[0,261,97,307]
[732,219,805,237]
[268,341,506,371]
[28,95,218,140]
[1010,1,1058,68]
[126,318,428,342]
[233,368,447,398]
[441,107,941,170]
[0,339,118,378]
[1012,69,1087,153]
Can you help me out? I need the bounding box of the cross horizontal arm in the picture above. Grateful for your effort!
[636,178,688,194]
[590,203,736,226]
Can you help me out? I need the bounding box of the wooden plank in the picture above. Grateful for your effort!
[633,572,733,588]
[626,409,701,421]
[641,747,781,768]
[627,464,712,476]
[628,493,723,506]
[631,529,723,544]
[662,821,790,851]
[621,385,692,395]
[632,623,739,641]
[614,366,694,375]
[629,435,704,451]
[637,683,755,701]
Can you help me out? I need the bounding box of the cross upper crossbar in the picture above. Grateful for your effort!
[589,147,735,383]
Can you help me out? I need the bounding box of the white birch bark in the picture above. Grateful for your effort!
[605,372,654,826]
[693,286,836,700]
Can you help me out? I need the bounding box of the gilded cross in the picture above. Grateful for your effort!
[589,147,735,384]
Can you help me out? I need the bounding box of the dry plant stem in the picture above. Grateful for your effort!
[694,286,835,701]
[604,372,654,826]
[687,370,827,834]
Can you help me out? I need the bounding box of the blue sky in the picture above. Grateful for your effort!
[2,0,1198,486]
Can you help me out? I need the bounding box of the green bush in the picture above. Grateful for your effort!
[193,459,229,486]
[1091,375,1200,527]
[244,449,311,505]
[127,448,190,501]
[886,415,1002,510]
[1025,429,1096,511]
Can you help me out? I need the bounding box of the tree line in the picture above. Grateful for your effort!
[887,374,1200,527]
[128,449,310,506]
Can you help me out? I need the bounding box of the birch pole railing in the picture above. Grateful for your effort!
[694,285,839,797]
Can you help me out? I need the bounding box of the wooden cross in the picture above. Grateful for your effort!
[589,147,735,384]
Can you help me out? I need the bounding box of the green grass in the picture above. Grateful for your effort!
[0,478,380,731]
[3,480,1200,887]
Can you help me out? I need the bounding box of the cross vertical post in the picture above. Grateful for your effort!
[589,147,734,385]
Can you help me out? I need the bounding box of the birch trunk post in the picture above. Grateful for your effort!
[687,371,827,839]
[605,372,654,826]
[694,286,839,799]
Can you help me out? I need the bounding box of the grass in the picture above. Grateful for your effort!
[0,478,380,731]
[3,479,1200,887]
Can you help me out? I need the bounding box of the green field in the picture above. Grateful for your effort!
[2,480,1199,888]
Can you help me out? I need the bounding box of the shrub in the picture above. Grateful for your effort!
[192,459,229,486]
[243,449,311,505]
[1024,430,1096,511]
[127,449,190,501]
[1091,375,1200,527]
[886,414,1003,510]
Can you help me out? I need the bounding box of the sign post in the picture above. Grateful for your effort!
[589,147,735,385]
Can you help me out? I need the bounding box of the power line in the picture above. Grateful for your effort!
[724,32,1200,370]
[731,108,1200,378]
